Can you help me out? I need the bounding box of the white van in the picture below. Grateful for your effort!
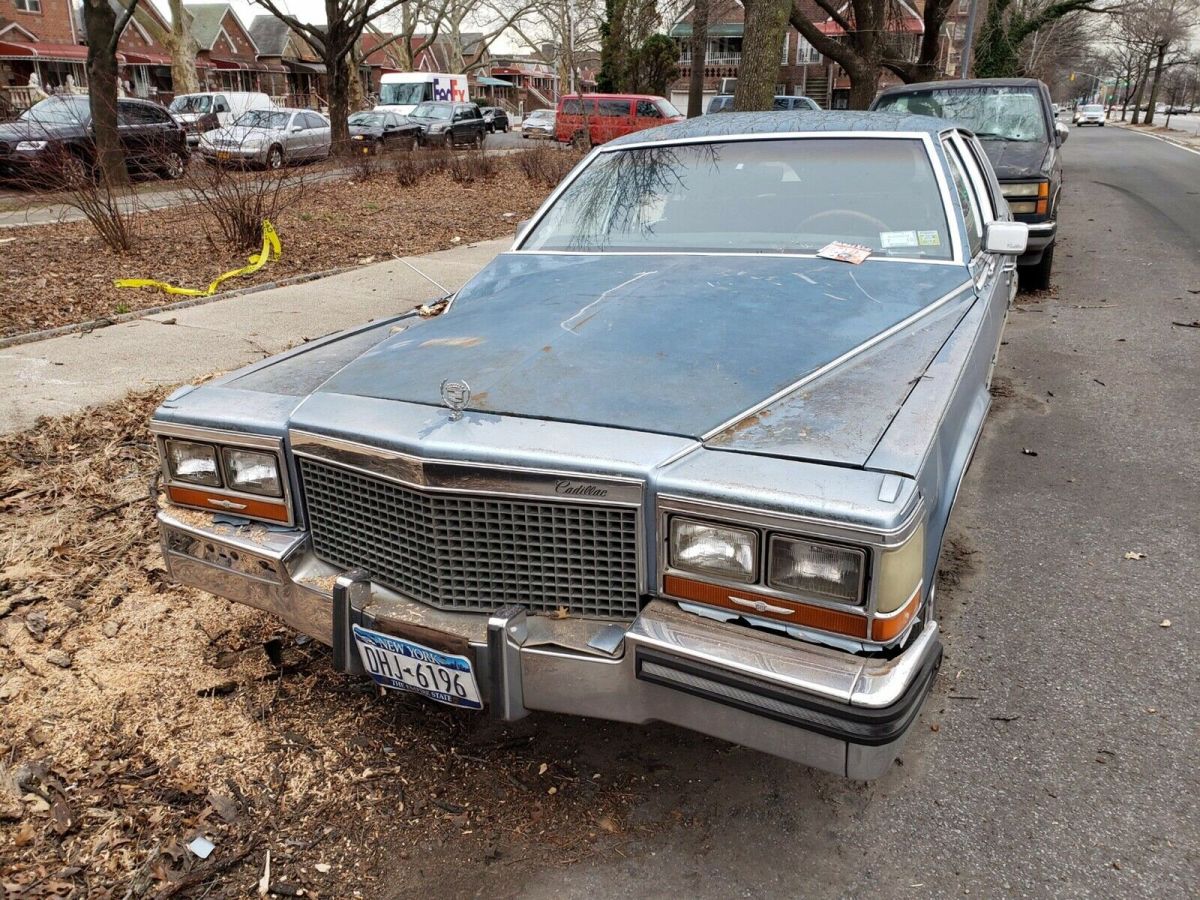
[376,73,468,115]
[169,92,274,145]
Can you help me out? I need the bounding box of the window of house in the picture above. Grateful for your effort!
[15,0,42,11]
[796,36,820,64]
[781,34,789,65]
[958,0,970,10]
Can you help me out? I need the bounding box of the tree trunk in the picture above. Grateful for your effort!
[734,0,790,111]
[1130,52,1152,125]
[166,0,200,95]
[327,47,350,154]
[1143,43,1167,126]
[344,51,365,112]
[687,0,709,117]
[83,0,127,187]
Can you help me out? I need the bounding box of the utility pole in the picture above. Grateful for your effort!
[960,0,980,79]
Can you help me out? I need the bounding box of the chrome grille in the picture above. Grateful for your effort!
[298,457,641,618]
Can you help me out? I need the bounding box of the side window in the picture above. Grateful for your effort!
[636,100,661,118]
[943,142,983,258]
[562,98,581,115]
[949,134,997,223]
[599,99,630,117]
[214,95,229,113]
[118,102,158,125]
[288,113,304,130]
[306,112,327,129]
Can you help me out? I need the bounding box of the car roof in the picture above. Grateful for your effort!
[561,93,664,101]
[875,78,1046,96]
[604,110,954,148]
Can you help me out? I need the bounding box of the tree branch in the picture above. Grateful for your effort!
[109,0,141,56]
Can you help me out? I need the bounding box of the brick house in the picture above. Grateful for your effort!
[184,3,273,94]
[1,0,87,101]
[669,0,925,111]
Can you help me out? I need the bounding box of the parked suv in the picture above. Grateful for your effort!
[871,78,1065,290]
[409,101,486,148]
[555,93,683,147]
[0,94,188,182]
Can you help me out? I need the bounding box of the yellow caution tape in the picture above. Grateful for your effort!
[115,220,282,297]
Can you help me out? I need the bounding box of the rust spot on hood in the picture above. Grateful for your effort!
[725,408,772,434]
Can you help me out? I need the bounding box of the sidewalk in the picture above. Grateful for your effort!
[0,237,509,434]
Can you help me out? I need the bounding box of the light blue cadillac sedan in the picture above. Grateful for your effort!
[152,112,1027,778]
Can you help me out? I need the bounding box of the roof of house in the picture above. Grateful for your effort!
[605,110,957,147]
[248,15,291,57]
[183,3,252,52]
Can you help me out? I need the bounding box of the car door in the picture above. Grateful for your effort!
[309,113,331,157]
[116,100,154,167]
[635,99,665,134]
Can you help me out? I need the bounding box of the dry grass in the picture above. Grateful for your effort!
[0,392,653,898]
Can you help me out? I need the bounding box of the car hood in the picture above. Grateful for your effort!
[978,138,1050,180]
[0,120,84,141]
[316,253,971,443]
[348,124,382,136]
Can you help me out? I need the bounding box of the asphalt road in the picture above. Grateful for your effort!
[444,125,1199,898]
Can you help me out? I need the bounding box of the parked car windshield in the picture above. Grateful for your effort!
[411,102,452,119]
[235,110,289,129]
[20,97,89,124]
[380,82,427,106]
[522,137,953,259]
[527,109,553,121]
[170,95,211,114]
[349,112,384,126]
[874,86,1048,142]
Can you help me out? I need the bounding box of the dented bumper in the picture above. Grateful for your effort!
[159,509,941,779]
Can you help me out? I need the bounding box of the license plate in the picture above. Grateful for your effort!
[360,147,370,155]
[352,625,482,710]
[217,151,231,160]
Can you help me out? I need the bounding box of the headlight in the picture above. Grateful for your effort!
[1001,182,1043,198]
[1007,201,1038,214]
[240,137,264,148]
[669,517,757,582]
[165,439,221,487]
[429,123,449,133]
[767,536,865,604]
[221,447,282,497]
[352,134,365,140]
[16,140,47,152]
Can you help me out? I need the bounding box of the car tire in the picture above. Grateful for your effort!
[266,146,283,170]
[473,132,484,150]
[1020,242,1054,291]
[160,150,186,180]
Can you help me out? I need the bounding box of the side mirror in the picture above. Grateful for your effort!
[984,221,1029,255]
[1055,121,1069,145]
[291,125,304,132]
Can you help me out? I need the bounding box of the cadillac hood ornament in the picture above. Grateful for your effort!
[440,379,471,420]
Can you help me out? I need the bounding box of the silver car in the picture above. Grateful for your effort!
[151,113,1029,779]
[521,108,555,139]
[199,108,331,168]
[1073,104,1106,126]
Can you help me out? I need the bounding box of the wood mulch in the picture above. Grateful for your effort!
[1,157,551,340]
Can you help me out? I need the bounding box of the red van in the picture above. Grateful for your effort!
[554,93,684,147]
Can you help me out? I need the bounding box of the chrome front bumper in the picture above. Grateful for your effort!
[159,509,941,779]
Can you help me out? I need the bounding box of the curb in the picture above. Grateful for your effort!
[0,264,356,351]
[1110,122,1200,156]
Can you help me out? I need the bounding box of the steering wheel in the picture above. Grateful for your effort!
[796,209,890,235]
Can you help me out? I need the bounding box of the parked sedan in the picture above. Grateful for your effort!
[348,110,421,153]
[0,95,188,182]
[521,108,555,139]
[479,106,510,133]
[408,101,486,148]
[199,108,331,168]
[151,112,1028,779]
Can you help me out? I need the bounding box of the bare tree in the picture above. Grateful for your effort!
[686,0,708,116]
[1139,0,1199,125]
[972,0,1120,79]
[82,0,140,186]
[506,0,604,96]
[253,0,417,153]
[118,0,200,95]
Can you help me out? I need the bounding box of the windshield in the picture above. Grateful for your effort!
[380,82,429,106]
[349,112,383,126]
[874,87,1048,142]
[1081,105,1103,113]
[20,97,89,125]
[411,102,451,119]
[169,95,211,113]
[527,110,552,121]
[522,137,952,259]
[235,110,289,129]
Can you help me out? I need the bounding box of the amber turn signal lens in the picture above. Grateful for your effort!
[1035,181,1050,216]
[166,485,290,523]
[664,574,869,639]
[870,585,922,643]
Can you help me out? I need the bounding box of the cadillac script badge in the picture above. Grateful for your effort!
[440,379,471,421]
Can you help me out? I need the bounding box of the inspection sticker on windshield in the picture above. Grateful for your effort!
[352,624,483,710]
[917,230,942,247]
[818,241,873,264]
[880,230,919,248]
